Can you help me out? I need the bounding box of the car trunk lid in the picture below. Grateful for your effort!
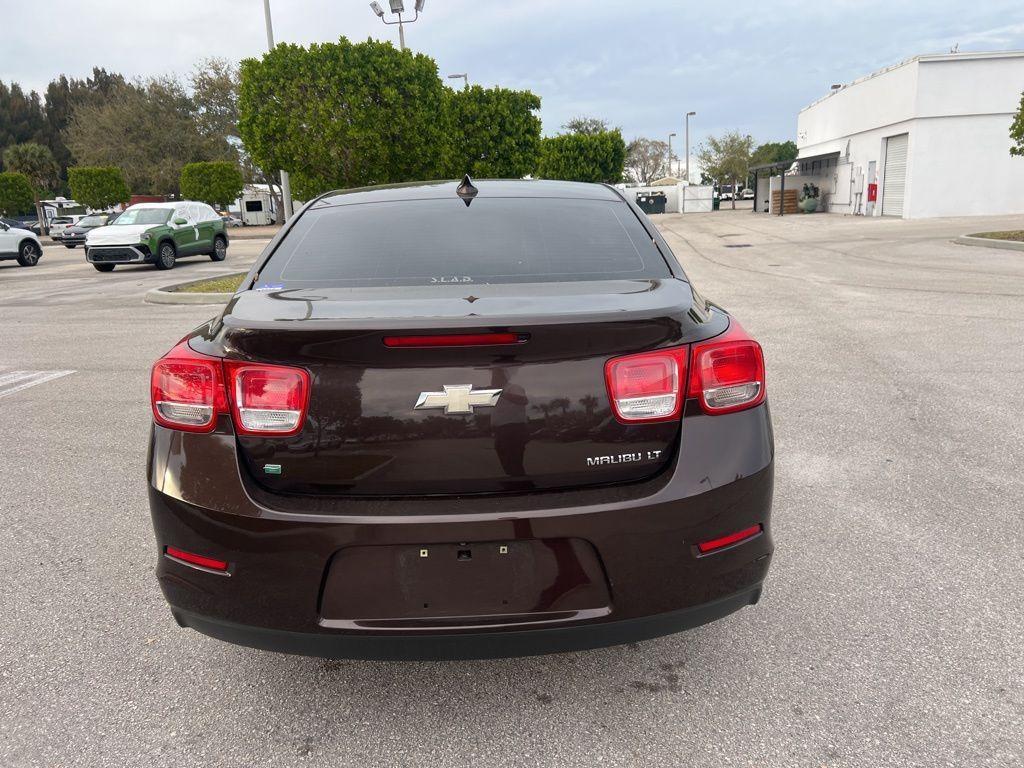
[207,278,718,497]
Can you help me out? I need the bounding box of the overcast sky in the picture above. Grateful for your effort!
[5,0,1024,149]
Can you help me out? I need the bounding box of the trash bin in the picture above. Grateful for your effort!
[712,196,720,211]
[635,191,667,215]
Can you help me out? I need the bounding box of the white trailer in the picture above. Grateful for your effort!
[239,187,276,226]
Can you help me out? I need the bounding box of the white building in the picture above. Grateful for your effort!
[786,51,1024,218]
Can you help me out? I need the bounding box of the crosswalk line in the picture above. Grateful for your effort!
[0,370,76,399]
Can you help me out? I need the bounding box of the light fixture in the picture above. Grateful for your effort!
[369,0,425,50]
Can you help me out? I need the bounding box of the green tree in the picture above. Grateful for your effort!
[3,142,59,230]
[696,131,754,209]
[180,161,244,208]
[191,58,241,146]
[67,166,130,210]
[562,116,610,135]
[42,68,131,182]
[64,75,229,196]
[189,58,287,222]
[750,140,797,168]
[0,83,47,164]
[626,137,669,185]
[1011,91,1024,156]
[0,172,35,216]
[238,38,449,199]
[447,85,542,178]
[536,130,627,184]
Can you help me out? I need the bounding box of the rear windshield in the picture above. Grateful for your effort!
[257,197,670,287]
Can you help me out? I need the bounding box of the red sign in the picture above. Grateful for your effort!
[867,183,878,202]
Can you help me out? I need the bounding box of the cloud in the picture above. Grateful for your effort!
[4,0,1024,148]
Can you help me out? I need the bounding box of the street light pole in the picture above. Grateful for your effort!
[262,0,293,222]
[370,1,425,51]
[685,111,696,183]
[447,73,469,89]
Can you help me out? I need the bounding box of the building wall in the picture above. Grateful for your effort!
[798,60,918,148]
[915,54,1024,117]
[797,118,916,216]
[795,52,1024,218]
[909,114,1024,217]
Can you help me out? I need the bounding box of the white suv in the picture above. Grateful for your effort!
[48,216,78,240]
[0,221,43,267]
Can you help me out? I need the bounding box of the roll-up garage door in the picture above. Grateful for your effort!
[882,133,908,217]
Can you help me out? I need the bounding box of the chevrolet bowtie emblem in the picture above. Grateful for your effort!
[414,384,502,415]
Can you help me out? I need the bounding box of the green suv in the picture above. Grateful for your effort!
[85,201,229,272]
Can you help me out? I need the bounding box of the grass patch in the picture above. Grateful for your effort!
[175,273,248,293]
[969,231,1024,242]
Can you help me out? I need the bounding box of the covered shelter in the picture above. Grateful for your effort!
[749,151,839,215]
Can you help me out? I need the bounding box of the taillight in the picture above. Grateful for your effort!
[383,333,524,347]
[604,347,687,423]
[224,362,309,436]
[150,341,228,432]
[151,339,309,436]
[689,320,765,415]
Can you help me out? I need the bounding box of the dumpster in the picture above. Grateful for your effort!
[635,191,667,215]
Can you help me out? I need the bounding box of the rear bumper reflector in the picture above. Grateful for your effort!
[165,546,229,572]
[697,524,763,554]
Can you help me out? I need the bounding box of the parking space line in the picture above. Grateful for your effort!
[0,370,75,399]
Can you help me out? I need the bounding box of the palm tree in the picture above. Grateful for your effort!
[3,143,59,233]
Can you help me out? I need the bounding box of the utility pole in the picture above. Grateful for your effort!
[685,111,696,183]
[668,133,677,178]
[262,0,293,221]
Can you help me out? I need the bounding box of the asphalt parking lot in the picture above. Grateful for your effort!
[1,211,1021,767]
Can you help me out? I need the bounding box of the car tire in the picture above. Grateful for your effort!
[93,263,115,273]
[64,243,77,249]
[209,235,227,262]
[16,241,41,267]
[155,241,176,270]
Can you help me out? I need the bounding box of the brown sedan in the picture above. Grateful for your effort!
[147,178,774,659]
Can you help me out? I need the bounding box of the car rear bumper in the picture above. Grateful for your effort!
[170,585,762,660]
[148,403,775,659]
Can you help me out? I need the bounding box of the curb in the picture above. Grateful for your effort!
[955,234,1024,252]
[144,272,245,305]
[229,231,280,240]
[145,286,235,305]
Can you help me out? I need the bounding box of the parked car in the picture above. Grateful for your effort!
[85,201,228,272]
[61,212,112,248]
[0,220,43,267]
[48,216,77,240]
[146,178,774,660]
[1,217,41,236]
[741,188,755,200]
[221,214,244,228]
